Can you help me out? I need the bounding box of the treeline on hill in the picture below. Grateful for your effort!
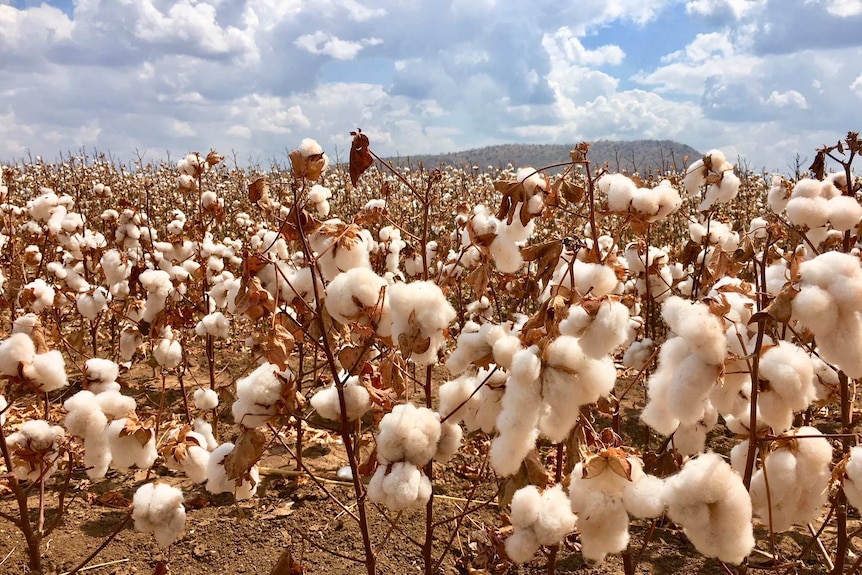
[381,140,701,174]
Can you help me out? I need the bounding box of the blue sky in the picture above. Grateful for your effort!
[1,0,860,171]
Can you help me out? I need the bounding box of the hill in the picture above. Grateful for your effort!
[384,140,702,174]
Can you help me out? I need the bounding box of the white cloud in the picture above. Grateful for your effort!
[295,31,382,60]
[805,0,862,17]
[851,74,862,97]
[170,120,196,137]
[686,0,766,20]
[542,27,625,67]
[765,89,808,108]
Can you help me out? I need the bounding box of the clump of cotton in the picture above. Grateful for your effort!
[792,251,862,378]
[324,267,390,336]
[683,150,740,211]
[206,442,259,500]
[105,418,157,470]
[308,222,372,282]
[367,461,432,511]
[568,454,662,563]
[749,427,832,532]
[505,484,576,563]
[376,403,443,465]
[6,420,65,481]
[64,390,111,479]
[622,338,654,371]
[18,279,55,313]
[662,452,754,564]
[132,483,186,547]
[388,281,456,365]
[95,390,136,418]
[232,362,291,428]
[308,184,332,217]
[0,332,36,377]
[310,375,371,422]
[153,326,183,369]
[633,179,683,222]
[546,257,619,301]
[539,336,616,442]
[843,446,862,513]
[445,321,498,375]
[598,173,638,213]
[784,177,861,231]
[438,367,506,433]
[491,347,542,476]
[756,342,815,431]
[768,175,792,213]
[139,269,173,323]
[193,388,219,411]
[559,297,630,358]
[161,426,211,483]
[84,358,120,392]
[194,312,230,339]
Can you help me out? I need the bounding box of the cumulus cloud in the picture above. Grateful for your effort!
[294,31,382,60]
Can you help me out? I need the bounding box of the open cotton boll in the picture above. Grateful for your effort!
[193,418,218,451]
[492,334,521,370]
[489,229,524,274]
[193,388,219,411]
[0,332,36,376]
[95,390,136,418]
[665,354,721,425]
[194,312,230,339]
[153,328,183,369]
[376,403,442,466]
[11,313,39,335]
[757,341,815,431]
[367,461,432,511]
[491,347,543,476]
[445,322,496,375]
[672,403,718,455]
[623,338,654,371]
[623,474,665,519]
[533,484,577,546]
[576,299,631,358]
[388,281,456,365]
[64,390,109,439]
[661,296,726,366]
[6,420,65,481]
[132,483,186,547]
[598,173,637,212]
[105,419,157,470]
[540,336,616,442]
[786,196,830,229]
[505,529,541,564]
[662,452,754,564]
[310,376,371,422]
[568,466,631,563]
[324,267,389,330]
[434,421,462,462]
[206,443,259,500]
[84,358,119,386]
[232,362,289,428]
[510,485,542,528]
[22,350,68,392]
[827,195,862,231]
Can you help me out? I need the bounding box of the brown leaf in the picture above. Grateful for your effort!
[569,142,590,163]
[809,150,826,180]
[338,345,368,374]
[582,454,608,479]
[97,490,132,508]
[377,355,406,398]
[206,150,224,166]
[269,548,303,575]
[153,561,170,575]
[606,452,633,481]
[349,129,374,187]
[560,180,585,204]
[248,177,269,204]
[397,310,432,357]
[267,324,295,372]
[465,264,490,297]
[224,429,267,482]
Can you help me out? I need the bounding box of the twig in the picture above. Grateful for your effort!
[59,558,129,575]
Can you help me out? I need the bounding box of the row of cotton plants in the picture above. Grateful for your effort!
[0,132,861,575]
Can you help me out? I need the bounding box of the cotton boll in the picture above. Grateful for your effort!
[64,390,108,439]
[623,474,665,519]
[194,312,230,339]
[0,332,36,376]
[622,339,654,371]
[768,175,791,213]
[672,403,718,455]
[599,173,637,212]
[368,461,430,511]
[206,443,259,500]
[153,327,182,369]
[757,342,815,430]
[434,421,462,462]
[388,281,456,365]
[193,388,219,411]
[310,376,371,422]
[193,418,218,451]
[324,267,389,330]
[132,483,186,547]
[791,285,838,333]
[568,477,630,563]
[661,297,726,366]
[533,484,577,545]
[578,299,630,358]
[232,362,288,428]
[95,390,136,419]
[23,350,68,392]
[445,322,495,375]
[504,529,541,564]
[6,420,65,481]
[827,196,862,231]
[662,452,754,564]
[510,485,542,528]
[492,334,521,369]
[105,419,157,470]
[376,403,442,466]
[84,358,119,385]
[83,436,112,479]
[491,347,542,476]
[844,446,862,512]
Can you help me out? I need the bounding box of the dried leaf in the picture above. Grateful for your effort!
[338,345,368,374]
[582,454,608,479]
[349,129,374,187]
[560,180,585,204]
[809,150,826,180]
[224,429,267,482]
[606,452,633,481]
[465,264,490,297]
[206,150,224,166]
[248,177,269,204]
[267,324,295,372]
[269,548,303,575]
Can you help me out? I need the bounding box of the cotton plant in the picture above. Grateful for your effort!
[309,374,372,422]
[6,420,66,482]
[231,362,295,428]
[682,150,740,212]
[132,483,187,547]
[0,332,68,393]
[597,174,682,222]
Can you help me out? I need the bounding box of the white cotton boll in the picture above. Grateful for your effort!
[489,233,523,274]
[182,445,210,483]
[510,485,542,528]
[792,178,824,199]
[119,328,143,363]
[683,159,707,196]
[388,281,456,365]
[64,390,108,439]
[438,375,475,422]
[132,483,186,547]
[827,195,862,231]
[758,341,815,429]
[672,403,717,455]
[662,452,754,564]
[492,334,521,370]
[193,418,218,451]
[622,339,654,371]
[791,285,837,333]
[559,305,591,337]
[84,358,119,385]
[540,336,616,442]
[11,313,39,335]
[308,184,331,204]
[105,419,157,470]
[310,376,371,422]
[599,173,637,212]
[665,354,720,425]
[661,296,725,366]
[324,267,388,328]
[21,350,68,392]
[232,362,287,428]
[786,196,830,229]
[768,175,791,213]
[0,333,35,376]
[83,436,112,479]
[568,260,618,298]
[641,338,689,436]
[95,390,136,418]
[434,421,462,462]
[154,331,183,370]
[206,443,259,500]
[368,461,430,511]
[623,474,665,519]
[505,529,541,564]
[568,480,630,563]
[6,420,65,481]
[194,312,230,339]
[445,322,496,375]
[376,403,442,466]
[193,388,219,411]
[729,440,749,475]
[578,299,630,358]
[299,138,323,158]
[533,485,577,546]
[492,348,543,476]
[517,167,546,195]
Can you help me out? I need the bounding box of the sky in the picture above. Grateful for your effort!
[0,0,860,172]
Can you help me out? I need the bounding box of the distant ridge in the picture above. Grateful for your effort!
[385,140,702,174]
